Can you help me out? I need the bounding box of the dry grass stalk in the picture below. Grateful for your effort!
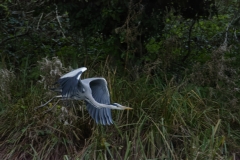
[0,69,15,101]
[38,57,70,89]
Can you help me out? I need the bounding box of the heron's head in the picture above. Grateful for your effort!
[110,103,133,110]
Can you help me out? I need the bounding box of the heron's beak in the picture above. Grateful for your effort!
[121,106,133,110]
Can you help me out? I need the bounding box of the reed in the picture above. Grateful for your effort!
[0,57,239,159]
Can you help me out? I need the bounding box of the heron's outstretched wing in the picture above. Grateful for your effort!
[58,67,87,99]
[84,78,113,125]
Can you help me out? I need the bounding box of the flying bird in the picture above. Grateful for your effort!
[55,67,132,125]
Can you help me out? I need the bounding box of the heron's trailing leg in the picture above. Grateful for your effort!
[35,95,62,110]
[42,98,62,114]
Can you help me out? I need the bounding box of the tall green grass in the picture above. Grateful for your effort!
[0,57,239,159]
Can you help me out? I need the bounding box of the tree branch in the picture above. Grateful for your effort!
[0,30,29,46]
[182,19,195,63]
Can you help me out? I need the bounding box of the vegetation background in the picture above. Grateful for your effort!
[0,0,240,159]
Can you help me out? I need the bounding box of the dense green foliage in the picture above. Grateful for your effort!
[0,0,240,159]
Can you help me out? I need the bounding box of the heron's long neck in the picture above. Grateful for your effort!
[87,96,111,108]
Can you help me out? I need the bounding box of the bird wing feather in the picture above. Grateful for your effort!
[58,67,87,99]
[84,78,113,125]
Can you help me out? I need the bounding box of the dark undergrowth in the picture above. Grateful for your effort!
[0,57,239,159]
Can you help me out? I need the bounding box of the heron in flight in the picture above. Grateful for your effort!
[51,67,132,125]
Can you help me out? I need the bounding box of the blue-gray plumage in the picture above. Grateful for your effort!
[57,67,132,125]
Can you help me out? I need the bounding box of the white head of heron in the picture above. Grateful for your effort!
[109,103,133,110]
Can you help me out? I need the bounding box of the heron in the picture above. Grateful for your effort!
[41,67,132,125]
